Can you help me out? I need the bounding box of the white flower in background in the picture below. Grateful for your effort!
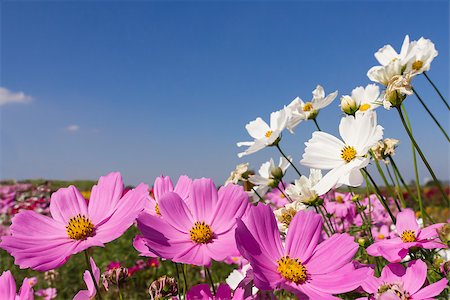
[237,108,289,157]
[404,37,438,75]
[286,85,337,133]
[285,169,322,205]
[383,73,413,109]
[374,35,412,67]
[246,185,269,203]
[367,59,402,86]
[226,264,258,295]
[340,84,381,115]
[274,201,308,234]
[225,163,249,185]
[301,111,384,195]
[249,156,291,188]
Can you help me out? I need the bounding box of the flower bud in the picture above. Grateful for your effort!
[268,178,280,188]
[148,276,178,300]
[438,223,450,247]
[270,166,284,180]
[340,95,358,115]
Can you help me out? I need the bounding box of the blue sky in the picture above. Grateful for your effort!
[1,1,448,186]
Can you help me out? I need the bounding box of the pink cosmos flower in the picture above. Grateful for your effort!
[324,192,355,219]
[187,283,254,300]
[0,172,148,271]
[35,288,57,300]
[73,257,100,300]
[235,204,369,299]
[366,208,445,262]
[0,270,34,300]
[136,178,249,266]
[266,183,289,208]
[360,260,448,300]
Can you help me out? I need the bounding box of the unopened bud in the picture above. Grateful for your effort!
[268,179,280,188]
[270,167,283,180]
[340,95,358,115]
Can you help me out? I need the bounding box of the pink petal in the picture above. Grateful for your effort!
[361,270,383,294]
[50,186,88,224]
[216,284,232,299]
[380,263,406,282]
[417,223,444,240]
[174,175,193,201]
[235,218,281,290]
[133,235,157,257]
[288,284,340,300]
[186,284,212,300]
[411,278,448,299]
[204,231,237,262]
[285,210,322,262]
[153,175,174,201]
[174,244,211,267]
[0,271,16,299]
[83,269,96,298]
[88,172,124,224]
[395,209,419,235]
[188,178,218,223]
[159,192,194,233]
[73,290,90,300]
[366,238,405,262]
[402,260,427,295]
[210,184,249,234]
[306,233,358,274]
[94,183,148,243]
[309,263,369,294]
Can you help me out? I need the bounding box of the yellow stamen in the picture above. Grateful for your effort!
[378,234,385,240]
[189,221,213,244]
[336,196,344,204]
[66,214,95,240]
[341,146,357,163]
[277,256,307,284]
[302,102,314,112]
[401,230,416,243]
[265,130,273,138]
[359,103,371,112]
[412,60,423,71]
[277,208,297,228]
[155,203,161,215]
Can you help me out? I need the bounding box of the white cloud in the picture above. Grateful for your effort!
[0,87,33,106]
[65,124,80,132]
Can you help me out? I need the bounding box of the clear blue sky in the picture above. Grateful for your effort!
[1,1,448,186]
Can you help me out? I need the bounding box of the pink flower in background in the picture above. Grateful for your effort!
[35,288,57,300]
[0,172,148,271]
[0,270,34,300]
[187,283,253,300]
[367,208,445,262]
[235,204,368,299]
[324,192,355,219]
[73,257,100,300]
[137,178,249,266]
[106,261,121,270]
[265,183,289,208]
[360,260,448,300]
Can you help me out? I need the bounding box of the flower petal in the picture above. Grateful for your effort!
[402,260,427,295]
[188,178,218,223]
[395,209,419,235]
[159,192,194,233]
[153,175,174,201]
[50,185,88,224]
[410,278,448,299]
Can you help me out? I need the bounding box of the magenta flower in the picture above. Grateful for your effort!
[360,260,448,300]
[324,192,355,219]
[136,178,249,266]
[0,172,148,271]
[73,257,100,300]
[187,283,253,300]
[0,270,34,300]
[235,204,368,299]
[35,288,57,300]
[366,209,445,262]
[266,183,289,208]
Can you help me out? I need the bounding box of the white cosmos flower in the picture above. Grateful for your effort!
[249,156,291,187]
[274,201,309,234]
[367,59,403,86]
[404,37,438,75]
[374,35,412,66]
[226,264,258,295]
[225,163,249,185]
[246,185,269,203]
[285,169,322,205]
[340,84,381,114]
[237,108,288,157]
[300,111,384,195]
[286,85,338,133]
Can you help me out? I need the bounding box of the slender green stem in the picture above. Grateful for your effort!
[276,186,292,203]
[84,250,102,300]
[118,285,123,300]
[181,264,188,298]
[362,169,396,223]
[275,144,302,177]
[385,162,406,208]
[251,187,265,202]
[412,87,450,142]
[370,151,401,211]
[205,267,216,296]
[320,204,336,233]
[312,118,322,131]
[423,72,450,110]
[315,206,331,237]
[174,262,181,298]
[396,106,449,205]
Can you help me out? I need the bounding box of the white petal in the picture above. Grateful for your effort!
[245,117,270,140]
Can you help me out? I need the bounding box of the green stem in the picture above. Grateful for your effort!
[388,156,417,204]
[205,267,216,296]
[315,206,331,237]
[312,118,322,131]
[370,151,401,211]
[396,106,449,205]
[181,264,188,298]
[320,204,336,233]
[174,262,181,298]
[275,144,302,177]
[423,72,450,110]
[84,250,102,300]
[251,187,265,202]
[412,87,450,142]
[362,169,396,223]
[385,162,406,208]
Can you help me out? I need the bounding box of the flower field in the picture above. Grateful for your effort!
[1,35,449,299]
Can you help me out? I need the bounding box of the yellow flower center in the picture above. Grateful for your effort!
[401,230,416,243]
[412,60,423,71]
[66,214,95,240]
[378,234,385,240]
[359,103,371,112]
[341,146,357,163]
[155,203,161,215]
[302,102,314,112]
[277,256,307,284]
[280,193,285,198]
[265,130,273,138]
[336,196,344,204]
[189,221,213,244]
[277,208,297,228]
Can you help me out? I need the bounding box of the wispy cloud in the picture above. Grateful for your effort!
[65,124,80,132]
[0,87,33,106]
